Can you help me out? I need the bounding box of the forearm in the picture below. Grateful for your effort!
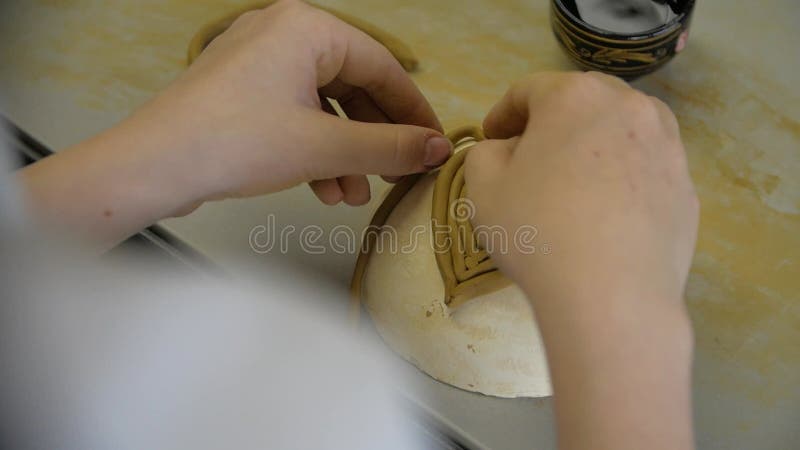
[16,108,204,252]
[528,280,695,450]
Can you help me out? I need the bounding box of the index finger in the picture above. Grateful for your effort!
[483,71,629,139]
[315,12,443,132]
[482,72,571,139]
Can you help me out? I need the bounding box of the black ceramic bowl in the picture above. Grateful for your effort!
[551,0,696,79]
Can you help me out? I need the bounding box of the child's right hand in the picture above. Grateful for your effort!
[465,71,699,310]
[464,70,699,450]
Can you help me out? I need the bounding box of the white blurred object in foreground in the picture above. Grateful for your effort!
[0,133,420,450]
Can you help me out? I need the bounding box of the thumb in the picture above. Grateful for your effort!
[310,114,453,178]
[464,138,515,192]
[464,138,515,249]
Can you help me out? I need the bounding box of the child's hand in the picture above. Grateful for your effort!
[143,0,450,207]
[465,72,699,450]
[465,71,699,309]
[18,0,451,250]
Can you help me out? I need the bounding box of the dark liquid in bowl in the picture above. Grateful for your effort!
[563,0,681,34]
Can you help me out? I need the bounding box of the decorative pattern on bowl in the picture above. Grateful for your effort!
[550,0,696,79]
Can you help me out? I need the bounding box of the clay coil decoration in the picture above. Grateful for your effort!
[430,128,513,311]
[350,126,512,321]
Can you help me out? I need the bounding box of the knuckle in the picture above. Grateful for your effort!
[579,70,610,85]
[584,70,630,89]
[583,70,609,81]
[571,71,610,91]
[229,10,260,29]
[554,72,614,104]
[651,96,681,132]
[624,90,661,122]
[238,10,259,21]
[270,0,320,24]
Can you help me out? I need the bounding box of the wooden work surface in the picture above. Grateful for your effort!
[1,1,797,448]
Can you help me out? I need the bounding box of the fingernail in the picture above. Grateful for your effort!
[424,136,453,169]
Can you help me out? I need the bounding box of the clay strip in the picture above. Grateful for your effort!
[187,1,419,71]
[431,128,511,310]
[350,126,511,325]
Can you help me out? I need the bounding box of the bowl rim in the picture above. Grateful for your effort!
[552,0,695,41]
